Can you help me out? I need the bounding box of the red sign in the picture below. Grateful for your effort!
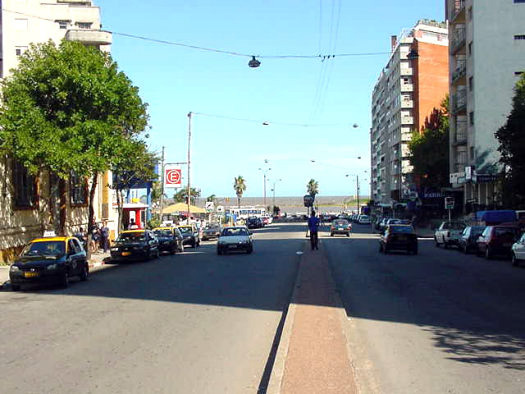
[164,166,182,188]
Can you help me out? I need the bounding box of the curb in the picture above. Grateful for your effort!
[266,243,306,394]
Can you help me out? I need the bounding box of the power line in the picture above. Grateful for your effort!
[1,7,390,60]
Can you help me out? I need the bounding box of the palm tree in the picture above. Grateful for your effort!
[206,194,217,203]
[233,176,247,207]
[307,179,319,198]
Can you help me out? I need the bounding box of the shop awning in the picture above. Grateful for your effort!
[162,202,206,214]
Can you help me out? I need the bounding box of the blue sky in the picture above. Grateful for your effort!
[97,0,445,198]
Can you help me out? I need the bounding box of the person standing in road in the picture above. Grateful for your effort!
[308,210,320,250]
[100,221,110,253]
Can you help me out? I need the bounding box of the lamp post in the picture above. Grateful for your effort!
[258,163,271,208]
[187,112,192,224]
[271,178,282,215]
[345,171,367,214]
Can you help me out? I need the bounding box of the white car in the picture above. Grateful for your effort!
[217,226,253,255]
[434,221,465,248]
[511,233,525,267]
[358,215,371,224]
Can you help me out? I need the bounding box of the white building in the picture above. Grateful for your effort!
[371,20,449,205]
[446,0,525,211]
[0,0,116,262]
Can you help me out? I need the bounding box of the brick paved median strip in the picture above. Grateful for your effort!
[270,242,357,394]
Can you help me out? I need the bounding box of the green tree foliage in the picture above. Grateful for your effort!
[0,40,148,237]
[173,187,201,204]
[233,176,247,207]
[408,96,449,189]
[495,74,525,208]
[206,194,217,203]
[307,179,319,198]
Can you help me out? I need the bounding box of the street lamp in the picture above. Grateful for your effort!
[270,178,282,214]
[258,164,272,207]
[345,170,367,214]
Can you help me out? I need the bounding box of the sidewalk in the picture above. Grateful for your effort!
[268,242,357,394]
[415,226,435,238]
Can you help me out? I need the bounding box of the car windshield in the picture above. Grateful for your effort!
[154,230,172,237]
[117,232,146,242]
[390,226,414,234]
[494,228,517,239]
[22,241,65,256]
[221,228,249,236]
[443,222,465,230]
[179,227,192,234]
[333,220,349,225]
[388,219,402,224]
[206,225,220,231]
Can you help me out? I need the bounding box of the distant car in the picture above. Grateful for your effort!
[476,225,521,259]
[246,217,263,229]
[110,230,160,262]
[434,221,466,248]
[9,236,89,290]
[379,218,402,234]
[379,225,418,255]
[261,216,270,226]
[330,219,352,237]
[217,226,253,255]
[358,215,371,224]
[511,233,525,267]
[458,226,485,254]
[178,225,201,248]
[153,227,184,254]
[202,224,221,241]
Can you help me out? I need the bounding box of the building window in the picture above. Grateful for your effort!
[56,20,69,29]
[469,111,475,126]
[515,71,524,76]
[76,22,92,29]
[70,172,88,206]
[468,76,474,92]
[468,41,473,56]
[514,35,525,40]
[13,160,38,209]
[15,46,28,56]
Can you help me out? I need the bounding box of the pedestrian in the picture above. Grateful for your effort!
[129,219,139,229]
[89,221,100,253]
[308,210,320,251]
[100,220,110,253]
[74,227,87,251]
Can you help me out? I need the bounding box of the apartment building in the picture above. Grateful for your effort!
[446,0,525,212]
[371,20,449,206]
[0,0,115,263]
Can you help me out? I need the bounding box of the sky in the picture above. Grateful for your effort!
[96,0,445,198]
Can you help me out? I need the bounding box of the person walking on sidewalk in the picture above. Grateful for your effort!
[308,210,320,250]
[100,221,110,253]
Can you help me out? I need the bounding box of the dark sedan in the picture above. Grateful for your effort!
[110,230,160,262]
[330,219,352,237]
[9,237,89,290]
[246,217,263,229]
[202,225,221,241]
[458,226,485,254]
[178,225,200,248]
[153,227,184,254]
[476,225,520,259]
[379,225,418,255]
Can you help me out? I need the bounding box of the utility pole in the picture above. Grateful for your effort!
[263,173,267,208]
[159,146,165,221]
[356,175,360,214]
[187,112,192,224]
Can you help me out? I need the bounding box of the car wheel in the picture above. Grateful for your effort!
[330,233,334,237]
[11,284,20,291]
[192,241,196,248]
[485,247,493,260]
[434,237,440,247]
[247,246,253,254]
[444,242,449,249]
[511,253,519,267]
[217,248,222,255]
[79,264,88,281]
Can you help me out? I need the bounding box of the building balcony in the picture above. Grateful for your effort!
[401,99,414,109]
[452,61,466,84]
[452,91,467,114]
[401,116,414,125]
[400,67,413,76]
[65,29,112,46]
[400,83,414,92]
[451,28,466,55]
[450,0,466,23]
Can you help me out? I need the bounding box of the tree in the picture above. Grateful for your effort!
[173,187,200,204]
[408,96,449,190]
[233,176,247,207]
[206,194,217,203]
[495,74,525,208]
[307,179,319,198]
[0,40,148,241]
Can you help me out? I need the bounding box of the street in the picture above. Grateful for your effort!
[327,225,525,394]
[0,224,304,394]
[1,222,524,393]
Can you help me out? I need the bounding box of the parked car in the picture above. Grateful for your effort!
[153,227,184,254]
[458,226,485,254]
[217,226,253,255]
[110,230,160,262]
[379,225,418,255]
[246,217,263,229]
[330,219,352,237]
[434,221,466,248]
[511,232,525,266]
[379,218,403,234]
[358,215,371,224]
[476,225,521,259]
[9,236,89,290]
[178,224,201,248]
[202,224,221,241]
[261,216,270,226]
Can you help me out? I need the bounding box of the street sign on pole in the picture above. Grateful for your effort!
[164,165,182,189]
[303,195,314,207]
[444,197,455,210]
[205,201,214,212]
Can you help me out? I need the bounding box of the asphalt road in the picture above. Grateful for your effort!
[326,224,525,394]
[0,223,305,394]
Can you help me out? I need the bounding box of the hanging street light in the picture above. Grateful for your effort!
[248,56,261,68]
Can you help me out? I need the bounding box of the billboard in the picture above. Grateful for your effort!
[164,165,182,188]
